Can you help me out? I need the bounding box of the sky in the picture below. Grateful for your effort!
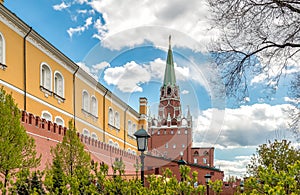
[5,0,299,178]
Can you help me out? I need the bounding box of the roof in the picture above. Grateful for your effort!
[163,35,176,86]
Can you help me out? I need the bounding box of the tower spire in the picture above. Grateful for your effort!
[163,35,176,86]
[169,35,171,49]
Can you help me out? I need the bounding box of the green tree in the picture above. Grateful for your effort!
[209,179,223,195]
[0,87,40,193]
[45,120,94,194]
[245,160,300,194]
[247,139,300,176]
[245,139,300,194]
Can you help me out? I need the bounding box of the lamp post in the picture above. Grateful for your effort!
[134,127,150,186]
[204,173,211,195]
[177,152,187,182]
[240,181,244,193]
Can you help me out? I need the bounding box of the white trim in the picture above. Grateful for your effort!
[0,31,6,65]
[0,80,138,149]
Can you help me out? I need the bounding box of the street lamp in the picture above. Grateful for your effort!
[240,181,244,193]
[204,173,211,195]
[177,152,187,182]
[134,127,150,186]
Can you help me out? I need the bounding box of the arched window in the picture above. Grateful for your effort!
[0,32,6,66]
[82,90,89,111]
[41,111,52,121]
[114,142,119,148]
[54,71,64,97]
[40,63,52,91]
[128,120,132,135]
[91,96,98,116]
[108,108,114,125]
[115,111,120,128]
[182,119,187,126]
[108,139,114,146]
[54,116,64,126]
[83,129,90,136]
[132,124,136,134]
[193,151,199,156]
[91,133,98,140]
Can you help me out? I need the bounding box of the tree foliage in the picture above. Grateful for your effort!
[245,139,300,194]
[247,139,300,176]
[208,0,300,98]
[0,87,40,192]
[45,120,94,194]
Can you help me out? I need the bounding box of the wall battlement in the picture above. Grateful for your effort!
[21,111,138,174]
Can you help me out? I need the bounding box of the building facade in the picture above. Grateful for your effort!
[0,2,142,172]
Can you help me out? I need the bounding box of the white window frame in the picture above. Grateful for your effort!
[132,124,136,134]
[128,120,132,135]
[82,90,89,112]
[54,71,64,98]
[109,108,114,125]
[41,110,52,121]
[115,111,120,128]
[83,128,90,137]
[108,139,114,146]
[40,62,52,91]
[91,132,98,140]
[90,96,98,116]
[54,116,64,126]
[0,32,6,66]
[194,158,198,164]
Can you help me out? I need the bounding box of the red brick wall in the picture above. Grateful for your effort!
[21,111,137,175]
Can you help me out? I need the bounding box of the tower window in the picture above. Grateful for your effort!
[167,87,171,95]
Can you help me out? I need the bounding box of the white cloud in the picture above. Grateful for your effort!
[77,62,98,80]
[194,104,294,148]
[84,0,218,51]
[181,90,189,94]
[92,61,110,70]
[53,2,70,11]
[77,61,110,80]
[67,17,93,38]
[103,61,151,93]
[215,156,251,178]
[101,58,196,93]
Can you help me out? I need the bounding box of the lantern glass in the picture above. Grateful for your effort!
[137,137,146,151]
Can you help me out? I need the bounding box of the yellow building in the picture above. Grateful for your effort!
[0,2,146,154]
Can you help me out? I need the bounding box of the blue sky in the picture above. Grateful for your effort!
[5,0,299,178]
